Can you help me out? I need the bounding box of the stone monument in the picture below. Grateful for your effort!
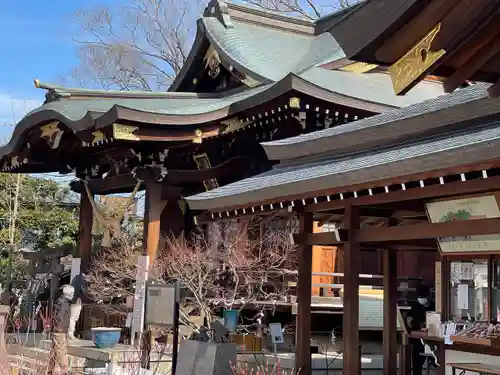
[176,320,237,375]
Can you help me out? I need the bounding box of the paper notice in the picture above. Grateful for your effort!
[460,263,474,281]
[457,284,469,310]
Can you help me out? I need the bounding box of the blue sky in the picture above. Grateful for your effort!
[0,0,115,141]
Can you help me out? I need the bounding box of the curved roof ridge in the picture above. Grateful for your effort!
[226,1,314,30]
[313,1,366,34]
[169,20,209,92]
[34,78,220,103]
[204,0,234,29]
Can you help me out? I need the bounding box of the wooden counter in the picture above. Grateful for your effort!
[409,331,500,356]
[409,331,500,375]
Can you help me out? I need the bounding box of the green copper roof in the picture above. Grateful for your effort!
[203,17,344,82]
[298,68,444,108]
[171,1,444,107]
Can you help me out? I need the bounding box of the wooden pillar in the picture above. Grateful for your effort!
[295,211,313,375]
[78,191,93,274]
[343,204,360,375]
[441,257,450,320]
[383,249,398,375]
[143,182,167,261]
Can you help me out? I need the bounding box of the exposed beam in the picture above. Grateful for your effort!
[489,79,500,98]
[164,156,252,184]
[444,20,500,93]
[375,0,457,63]
[316,206,427,226]
[306,175,500,213]
[355,218,500,243]
[300,217,500,246]
[71,156,254,195]
[293,230,347,246]
[296,233,437,249]
[70,174,141,195]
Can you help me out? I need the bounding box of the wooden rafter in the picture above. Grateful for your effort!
[375,0,458,63]
[488,79,500,98]
[443,14,500,93]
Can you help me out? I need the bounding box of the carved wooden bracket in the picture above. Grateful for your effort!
[113,123,139,141]
[388,23,446,95]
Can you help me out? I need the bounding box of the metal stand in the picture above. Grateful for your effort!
[171,282,180,375]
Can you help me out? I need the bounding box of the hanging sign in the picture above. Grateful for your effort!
[426,195,500,253]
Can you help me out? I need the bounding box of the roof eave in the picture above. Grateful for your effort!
[186,136,500,212]
[169,20,210,92]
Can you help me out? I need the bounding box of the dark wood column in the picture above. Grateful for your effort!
[383,249,398,375]
[143,182,167,262]
[78,191,93,274]
[343,204,360,375]
[296,211,313,375]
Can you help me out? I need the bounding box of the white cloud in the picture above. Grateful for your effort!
[0,93,42,144]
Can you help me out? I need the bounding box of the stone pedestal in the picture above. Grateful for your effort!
[176,340,237,375]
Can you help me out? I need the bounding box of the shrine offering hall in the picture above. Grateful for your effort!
[4,0,500,374]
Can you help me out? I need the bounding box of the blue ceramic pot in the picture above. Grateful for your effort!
[90,327,121,349]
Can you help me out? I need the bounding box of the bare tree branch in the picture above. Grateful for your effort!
[242,0,359,20]
[65,0,358,91]
[65,0,203,91]
[88,217,298,332]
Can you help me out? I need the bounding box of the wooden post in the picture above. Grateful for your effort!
[141,182,167,366]
[441,258,449,320]
[383,249,398,375]
[295,211,313,375]
[78,191,93,274]
[143,182,168,262]
[343,204,360,375]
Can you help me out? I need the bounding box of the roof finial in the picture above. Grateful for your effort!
[204,0,234,29]
[33,79,59,91]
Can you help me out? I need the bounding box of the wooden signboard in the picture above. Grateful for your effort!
[144,283,178,327]
[426,195,500,253]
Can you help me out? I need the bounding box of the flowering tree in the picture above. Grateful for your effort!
[87,217,298,330]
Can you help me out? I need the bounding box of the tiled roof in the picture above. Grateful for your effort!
[262,83,495,161]
[27,85,270,122]
[198,8,444,107]
[187,120,500,211]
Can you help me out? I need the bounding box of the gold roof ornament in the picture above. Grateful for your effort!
[92,131,105,145]
[289,97,300,109]
[193,129,203,144]
[112,124,139,141]
[388,23,446,95]
[340,62,378,74]
[40,122,60,138]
